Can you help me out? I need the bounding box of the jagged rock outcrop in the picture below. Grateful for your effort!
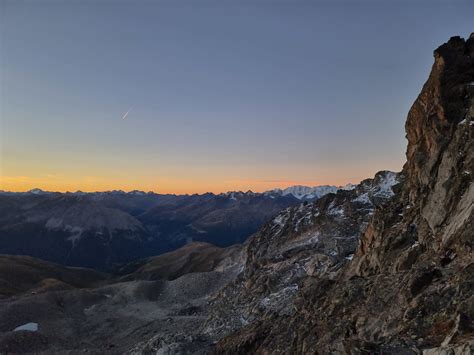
[213,35,474,354]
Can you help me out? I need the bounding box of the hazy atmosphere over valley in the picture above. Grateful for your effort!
[0,0,473,354]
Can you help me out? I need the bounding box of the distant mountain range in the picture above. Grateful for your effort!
[3,182,356,201]
[0,183,352,269]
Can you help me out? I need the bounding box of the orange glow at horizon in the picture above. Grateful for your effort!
[0,162,404,195]
[1,144,405,194]
[0,175,352,194]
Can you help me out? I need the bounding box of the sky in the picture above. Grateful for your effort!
[1,0,473,194]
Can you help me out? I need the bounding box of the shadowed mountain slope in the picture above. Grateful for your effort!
[0,255,108,298]
[117,242,243,281]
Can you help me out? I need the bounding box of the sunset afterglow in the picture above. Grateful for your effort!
[2,1,471,194]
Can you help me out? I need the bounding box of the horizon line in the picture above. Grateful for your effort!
[0,182,357,196]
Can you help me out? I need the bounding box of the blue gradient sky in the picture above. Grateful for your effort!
[1,0,473,193]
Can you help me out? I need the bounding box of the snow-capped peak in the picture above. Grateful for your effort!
[264,184,354,201]
[340,183,356,191]
[128,190,146,196]
[27,188,47,195]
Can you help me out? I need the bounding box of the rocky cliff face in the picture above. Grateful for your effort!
[213,35,474,354]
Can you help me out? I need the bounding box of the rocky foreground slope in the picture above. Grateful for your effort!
[209,35,474,354]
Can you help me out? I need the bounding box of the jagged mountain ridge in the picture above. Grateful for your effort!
[7,181,355,201]
[212,34,474,354]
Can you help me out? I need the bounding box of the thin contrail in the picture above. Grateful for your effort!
[122,107,133,120]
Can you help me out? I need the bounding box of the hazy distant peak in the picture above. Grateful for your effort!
[28,188,48,195]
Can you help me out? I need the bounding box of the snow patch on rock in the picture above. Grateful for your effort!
[13,322,38,332]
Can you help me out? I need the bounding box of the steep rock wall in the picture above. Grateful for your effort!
[215,35,474,354]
